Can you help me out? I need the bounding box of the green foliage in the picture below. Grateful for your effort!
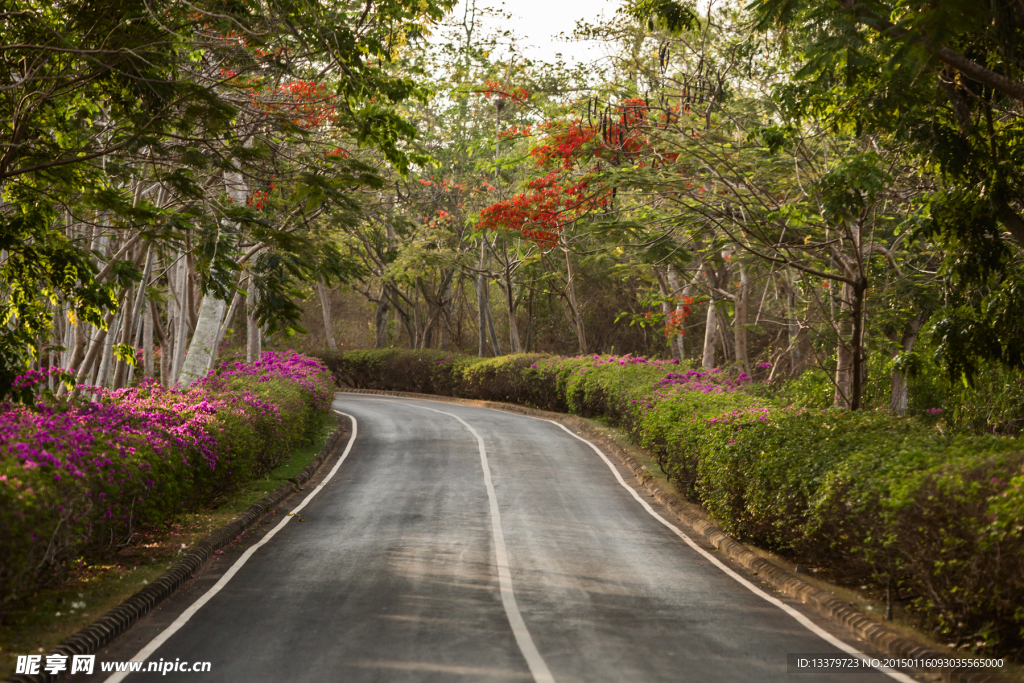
[325,348,1024,656]
[626,0,699,34]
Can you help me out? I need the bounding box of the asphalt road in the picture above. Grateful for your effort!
[96,394,917,683]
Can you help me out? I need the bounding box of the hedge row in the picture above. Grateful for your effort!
[0,351,335,607]
[321,348,1024,658]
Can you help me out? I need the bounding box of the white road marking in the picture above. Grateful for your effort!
[104,411,359,683]
[342,394,917,683]
[374,398,557,683]
[547,420,917,683]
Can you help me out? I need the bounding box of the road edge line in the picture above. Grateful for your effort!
[336,388,1011,683]
[101,411,358,682]
[4,414,351,683]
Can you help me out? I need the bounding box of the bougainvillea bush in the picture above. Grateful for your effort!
[0,351,334,606]
[322,349,1024,657]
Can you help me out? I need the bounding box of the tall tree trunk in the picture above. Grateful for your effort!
[178,293,227,388]
[246,275,262,363]
[171,253,189,382]
[779,270,803,377]
[111,287,134,389]
[476,240,490,357]
[834,282,854,409]
[374,284,391,349]
[143,299,155,378]
[476,273,489,357]
[71,325,110,395]
[316,278,338,351]
[439,276,455,351]
[214,287,244,360]
[185,252,199,333]
[124,245,155,387]
[562,245,587,354]
[58,324,88,397]
[150,300,171,386]
[666,266,687,360]
[655,269,676,353]
[849,278,867,410]
[484,291,502,356]
[502,262,522,354]
[702,300,718,369]
[523,289,534,353]
[733,262,750,374]
[889,310,929,415]
[96,310,120,388]
[834,278,868,410]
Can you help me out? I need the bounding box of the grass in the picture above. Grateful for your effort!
[0,414,340,679]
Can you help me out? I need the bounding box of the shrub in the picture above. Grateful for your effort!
[0,351,334,607]
[322,348,1024,658]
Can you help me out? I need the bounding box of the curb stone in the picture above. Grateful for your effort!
[337,388,1012,683]
[4,416,348,683]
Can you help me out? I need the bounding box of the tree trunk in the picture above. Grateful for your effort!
[246,275,262,363]
[889,310,929,415]
[523,289,534,353]
[834,278,868,410]
[72,326,109,395]
[111,286,134,389]
[702,300,718,369]
[214,287,244,360]
[185,253,199,333]
[95,310,119,388]
[171,253,190,383]
[779,270,803,377]
[562,245,587,354]
[733,262,750,375]
[124,245,155,387]
[666,266,687,360]
[439,276,455,351]
[373,284,391,349]
[58,324,88,397]
[849,278,867,410]
[150,300,171,386]
[834,282,854,410]
[484,292,502,356]
[67,286,128,397]
[143,299,155,378]
[317,278,338,351]
[178,293,228,388]
[502,262,522,353]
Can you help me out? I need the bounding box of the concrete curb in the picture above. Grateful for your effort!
[338,388,1011,683]
[5,416,348,683]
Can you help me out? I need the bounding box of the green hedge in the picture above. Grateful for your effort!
[321,348,1024,658]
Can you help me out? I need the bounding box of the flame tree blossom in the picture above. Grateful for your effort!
[0,351,334,605]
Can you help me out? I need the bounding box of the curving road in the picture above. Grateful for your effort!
[94,394,919,682]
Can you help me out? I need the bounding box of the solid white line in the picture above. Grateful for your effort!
[104,411,359,683]
[372,398,556,683]
[546,421,917,683]
[342,394,916,682]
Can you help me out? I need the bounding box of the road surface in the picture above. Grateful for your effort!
[95,394,915,682]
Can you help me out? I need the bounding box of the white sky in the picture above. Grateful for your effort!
[448,0,623,66]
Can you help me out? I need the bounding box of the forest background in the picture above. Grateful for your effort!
[4,0,1024,665]
[5,0,1024,430]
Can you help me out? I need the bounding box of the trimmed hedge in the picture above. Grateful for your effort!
[322,348,1024,658]
[0,351,334,607]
